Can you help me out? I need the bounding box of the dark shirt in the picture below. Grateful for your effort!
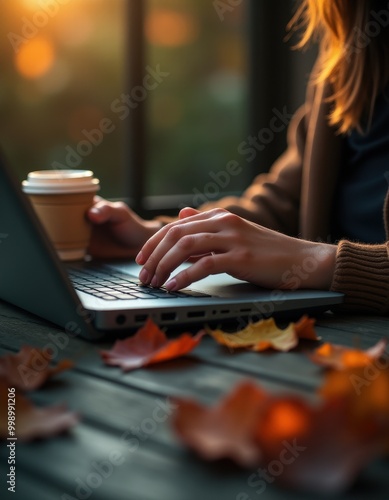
[331,85,389,244]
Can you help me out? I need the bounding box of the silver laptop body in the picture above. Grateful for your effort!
[0,152,344,340]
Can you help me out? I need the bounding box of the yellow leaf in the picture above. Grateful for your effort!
[207,316,318,352]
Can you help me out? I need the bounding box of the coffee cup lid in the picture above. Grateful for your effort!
[22,170,100,194]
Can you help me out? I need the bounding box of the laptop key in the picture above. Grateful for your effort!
[132,292,156,299]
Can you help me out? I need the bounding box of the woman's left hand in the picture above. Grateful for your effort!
[135,208,337,292]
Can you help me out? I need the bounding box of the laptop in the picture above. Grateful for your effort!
[0,151,344,340]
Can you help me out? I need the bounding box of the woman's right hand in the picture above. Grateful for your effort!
[87,196,162,259]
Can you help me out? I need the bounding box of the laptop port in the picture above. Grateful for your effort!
[187,310,205,318]
[116,314,126,325]
[135,314,148,323]
[161,312,177,321]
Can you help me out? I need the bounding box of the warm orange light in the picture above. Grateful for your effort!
[261,401,310,441]
[15,37,55,79]
[22,0,45,9]
[145,9,199,47]
[341,350,372,368]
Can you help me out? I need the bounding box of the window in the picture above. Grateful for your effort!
[1,0,127,198]
[0,0,249,211]
[145,0,249,205]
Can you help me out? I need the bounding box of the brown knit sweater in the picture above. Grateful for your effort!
[160,81,389,315]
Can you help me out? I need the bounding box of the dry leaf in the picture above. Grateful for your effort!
[255,397,382,493]
[172,376,388,493]
[100,318,204,371]
[207,315,318,352]
[0,379,79,441]
[0,346,74,391]
[320,365,389,423]
[172,381,267,467]
[309,339,388,370]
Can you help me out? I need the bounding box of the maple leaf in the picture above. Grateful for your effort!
[0,380,79,441]
[255,396,383,493]
[207,315,319,352]
[172,377,388,493]
[0,346,74,391]
[100,318,205,371]
[172,381,268,467]
[309,339,388,370]
[320,365,389,423]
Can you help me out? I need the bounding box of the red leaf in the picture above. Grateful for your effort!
[172,377,388,493]
[254,396,382,493]
[0,380,79,441]
[100,318,205,371]
[0,346,74,391]
[309,339,387,370]
[172,381,267,467]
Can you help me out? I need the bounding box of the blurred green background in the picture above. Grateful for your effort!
[0,0,248,200]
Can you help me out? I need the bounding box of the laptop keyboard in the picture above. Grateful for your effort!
[67,267,210,301]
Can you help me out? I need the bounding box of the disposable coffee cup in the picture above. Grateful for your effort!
[22,170,100,261]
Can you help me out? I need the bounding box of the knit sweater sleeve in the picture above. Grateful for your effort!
[331,240,389,314]
[331,195,389,314]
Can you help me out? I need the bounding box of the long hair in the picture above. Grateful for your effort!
[289,0,389,133]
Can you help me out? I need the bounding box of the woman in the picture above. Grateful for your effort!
[88,0,389,314]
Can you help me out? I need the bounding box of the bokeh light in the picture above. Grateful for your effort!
[15,37,56,79]
[145,9,199,47]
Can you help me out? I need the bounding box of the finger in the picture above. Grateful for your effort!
[137,215,228,282]
[88,201,131,225]
[179,207,200,219]
[164,253,230,291]
[136,208,227,265]
[140,232,228,287]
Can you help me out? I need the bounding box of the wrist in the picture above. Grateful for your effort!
[303,243,337,290]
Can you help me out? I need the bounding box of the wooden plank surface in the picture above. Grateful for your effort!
[0,300,389,500]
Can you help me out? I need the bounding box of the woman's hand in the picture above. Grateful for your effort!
[135,208,337,291]
[87,196,162,259]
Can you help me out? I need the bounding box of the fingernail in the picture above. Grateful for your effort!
[135,251,143,264]
[165,279,177,292]
[139,268,150,284]
[150,276,159,288]
[89,207,101,215]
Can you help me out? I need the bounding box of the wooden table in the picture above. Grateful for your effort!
[0,300,388,500]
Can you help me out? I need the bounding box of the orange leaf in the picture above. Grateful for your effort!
[294,315,318,340]
[309,339,387,370]
[320,364,389,421]
[100,318,205,371]
[0,346,74,391]
[172,381,267,467]
[0,380,79,441]
[255,396,383,493]
[172,377,387,493]
[207,315,318,352]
